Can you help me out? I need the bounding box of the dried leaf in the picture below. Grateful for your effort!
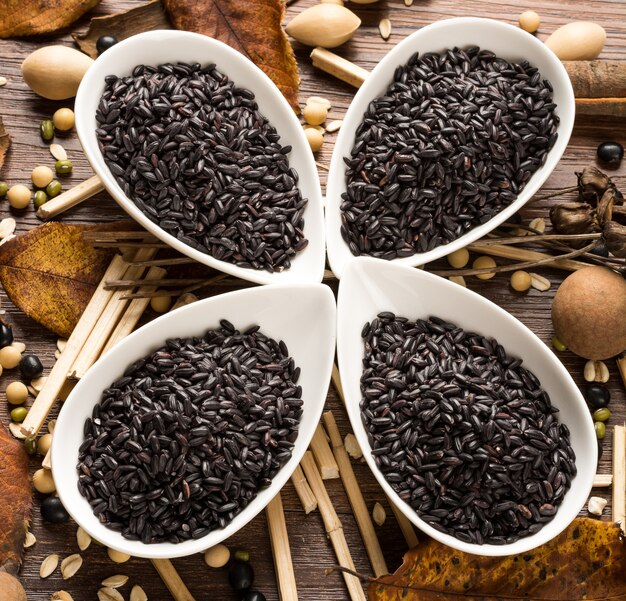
[0,116,11,171]
[0,0,100,38]
[369,519,626,601]
[0,222,115,338]
[164,0,300,112]
[73,0,170,58]
[0,422,30,569]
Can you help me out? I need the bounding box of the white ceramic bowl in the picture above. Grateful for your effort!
[75,30,325,286]
[337,258,596,556]
[51,284,336,559]
[326,17,575,278]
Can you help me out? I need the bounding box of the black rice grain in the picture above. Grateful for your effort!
[77,321,302,544]
[96,62,308,272]
[342,47,558,258]
[360,313,574,545]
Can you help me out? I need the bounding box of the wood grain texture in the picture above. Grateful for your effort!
[0,0,625,599]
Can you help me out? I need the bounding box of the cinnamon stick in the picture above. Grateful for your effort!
[266,492,299,601]
[576,98,626,118]
[331,363,345,404]
[323,411,388,577]
[564,61,626,98]
[300,452,366,601]
[20,254,128,438]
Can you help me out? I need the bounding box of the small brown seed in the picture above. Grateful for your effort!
[98,588,124,601]
[101,575,129,588]
[204,544,230,568]
[40,554,59,578]
[0,77,7,86]
[38,433,52,456]
[529,272,551,291]
[76,526,92,551]
[473,256,497,280]
[33,468,56,494]
[379,18,392,40]
[50,144,68,161]
[24,530,36,548]
[325,120,343,133]
[372,501,386,526]
[510,270,532,292]
[404,0,414,5]
[61,554,83,579]
[130,585,148,601]
[107,548,131,563]
[52,592,75,601]
[529,217,546,233]
[344,433,362,459]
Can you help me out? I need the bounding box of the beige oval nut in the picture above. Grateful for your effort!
[529,272,551,291]
[24,530,36,548]
[76,526,92,551]
[98,588,125,601]
[107,548,131,563]
[40,553,59,578]
[61,553,83,579]
[130,585,148,601]
[52,592,75,601]
[325,120,343,133]
[379,18,392,40]
[0,218,16,239]
[372,501,386,526]
[306,96,331,110]
[101,574,129,588]
[50,144,68,161]
[545,21,606,60]
[285,4,361,48]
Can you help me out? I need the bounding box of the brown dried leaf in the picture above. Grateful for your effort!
[0,223,115,338]
[0,115,11,171]
[0,422,30,570]
[72,0,171,58]
[164,0,300,112]
[369,519,626,601]
[0,0,100,38]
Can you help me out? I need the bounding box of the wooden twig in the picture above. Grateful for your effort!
[69,249,156,379]
[120,274,230,299]
[83,230,159,241]
[36,175,104,219]
[594,473,613,488]
[300,452,366,601]
[101,266,167,355]
[290,465,317,514]
[471,232,603,246]
[91,241,170,248]
[129,257,197,267]
[20,255,128,437]
[613,425,626,534]
[150,559,196,601]
[104,277,207,289]
[266,492,299,601]
[331,363,345,405]
[323,411,388,577]
[311,423,340,479]
[387,498,419,549]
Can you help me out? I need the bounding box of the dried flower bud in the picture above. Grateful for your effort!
[577,166,612,201]
[550,202,598,235]
[603,221,626,257]
[597,187,616,226]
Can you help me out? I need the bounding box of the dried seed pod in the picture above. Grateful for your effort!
[61,553,83,579]
[98,588,124,601]
[372,501,386,526]
[603,221,626,257]
[130,586,148,601]
[577,166,612,200]
[549,202,598,235]
[285,4,361,48]
[40,553,59,578]
[76,526,92,551]
[597,187,616,225]
[101,575,129,588]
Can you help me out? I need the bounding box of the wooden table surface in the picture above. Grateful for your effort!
[1,0,625,599]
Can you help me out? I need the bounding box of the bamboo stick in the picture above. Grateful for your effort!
[300,452,366,601]
[104,277,206,289]
[331,363,345,404]
[151,559,196,601]
[36,175,104,219]
[387,498,419,549]
[594,473,613,488]
[69,248,156,379]
[20,254,128,438]
[310,47,368,89]
[613,425,626,534]
[465,243,590,271]
[323,411,388,577]
[101,266,167,355]
[83,230,159,241]
[617,354,626,391]
[266,492,299,601]
[290,465,317,514]
[311,423,340,479]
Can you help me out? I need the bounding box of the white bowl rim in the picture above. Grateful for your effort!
[51,282,336,558]
[337,257,597,556]
[326,16,576,279]
[75,29,326,286]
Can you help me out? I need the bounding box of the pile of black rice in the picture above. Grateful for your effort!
[341,46,559,258]
[96,62,308,273]
[360,313,575,545]
[77,320,302,544]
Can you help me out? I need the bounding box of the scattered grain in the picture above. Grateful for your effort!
[379,18,392,40]
[98,588,124,601]
[76,526,92,551]
[529,272,551,291]
[40,554,59,578]
[372,502,386,526]
[24,530,36,548]
[130,585,148,601]
[101,575,129,589]
[50,144,68,161]
[325,120,343,133]
[61,554,83,579]
[107,548,131,564]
